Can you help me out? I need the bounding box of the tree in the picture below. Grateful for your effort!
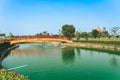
[81,32,89,40]
[58,29,63,36]
[91,29,99,38]
[9,32,14,38]
[110,27,120,38]
[100,31,109,38]
[98,27,109,38]
[88,32,93,38]
[62,24,76,38]
[75,31,80,41]
[42,31,49,36]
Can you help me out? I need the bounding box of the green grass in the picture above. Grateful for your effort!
[73,38,120,45]
[73,37,120,41]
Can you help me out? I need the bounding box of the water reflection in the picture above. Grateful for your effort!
[2,43,120,69]
[62,47,75,64]
[11,49,41,55]
[2,43,120,80]
[11,48,62,56]
[110,54,119,67]
[74,47,81,57]
[10,43,64,56]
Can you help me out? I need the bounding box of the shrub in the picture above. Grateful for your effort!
[0,69,28,80]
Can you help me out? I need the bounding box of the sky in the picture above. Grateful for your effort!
[0,0,120,35]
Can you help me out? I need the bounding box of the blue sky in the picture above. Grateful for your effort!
[0,0,120,35]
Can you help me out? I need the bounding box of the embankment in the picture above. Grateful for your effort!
[0,42,27,80]
[0,42,19,66]
[0,42,11,51]
[62,42,120,52]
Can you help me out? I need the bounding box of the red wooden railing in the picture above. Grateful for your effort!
[4,35,71,42]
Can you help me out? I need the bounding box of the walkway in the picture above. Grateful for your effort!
[4,35,72,44]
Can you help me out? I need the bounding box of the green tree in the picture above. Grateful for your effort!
[42,31,49,36]
[58,29,63,36]
[9,32,14,38]
[92,29,99,38]
[110,27,120,38]
[75,31,80,41]
[100,31,109,38]
[81,32,89,40]
[62,24,76,38]
[88,32,93,38]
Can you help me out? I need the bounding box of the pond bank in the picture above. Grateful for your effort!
[0,42,11,51]
[0,42,19,67]
[0,42,28,80]
[62,42,120,52]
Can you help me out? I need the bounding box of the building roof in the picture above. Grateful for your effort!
[96,27,105,33]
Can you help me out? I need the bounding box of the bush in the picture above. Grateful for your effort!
[0,69,28,80]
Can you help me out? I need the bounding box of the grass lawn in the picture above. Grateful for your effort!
[73,38,120,45]
[73,37,120,41]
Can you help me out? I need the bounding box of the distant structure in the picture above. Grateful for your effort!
[96,26,106,33]
[0,33,6,39]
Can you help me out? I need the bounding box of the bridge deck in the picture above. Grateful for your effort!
[4,36,72,44]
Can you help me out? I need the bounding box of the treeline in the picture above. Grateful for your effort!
[60,24,120,40]
[7,24,120,41]
[74,28,109,41]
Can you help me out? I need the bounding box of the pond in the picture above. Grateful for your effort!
[2,43,120,80]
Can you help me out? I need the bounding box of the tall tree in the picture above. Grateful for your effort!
[88,32,93,38]
[100,31,109,38]
[110,27,120,38]
[81,32,89,40]
[75,31,81,41]
[92,29,99,38]
[62,24,76,38]
[9,32,14,38]
[42,31,49,36]
[58,29,63,36]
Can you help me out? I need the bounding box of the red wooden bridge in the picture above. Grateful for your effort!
[4,35,72,44]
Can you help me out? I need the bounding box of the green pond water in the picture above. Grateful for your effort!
[2,43,120,80]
